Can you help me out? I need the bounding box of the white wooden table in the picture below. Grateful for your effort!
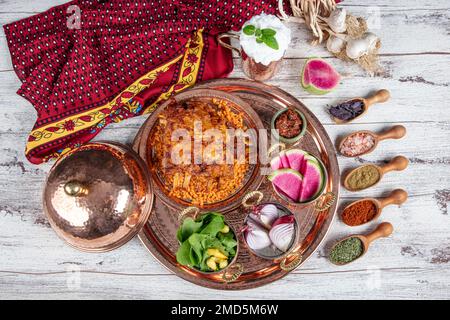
[1,0,449,300]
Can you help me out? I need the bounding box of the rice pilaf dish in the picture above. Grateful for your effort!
[149,98,251,206]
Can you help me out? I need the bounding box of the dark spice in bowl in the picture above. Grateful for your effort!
[275,109,303,138]
[329,99,364,121]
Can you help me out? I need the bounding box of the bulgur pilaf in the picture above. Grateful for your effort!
[148,98,251,206]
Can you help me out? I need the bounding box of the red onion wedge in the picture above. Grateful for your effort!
[269,215,295,252]
[243,219,271,251]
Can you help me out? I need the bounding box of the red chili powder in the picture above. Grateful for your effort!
[341,200,378,226]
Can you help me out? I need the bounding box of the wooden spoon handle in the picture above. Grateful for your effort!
[364,89,391,108]
[365,222,394,245]
[376,125,407,141]
[378,189,408,209]
[380,156,409,174]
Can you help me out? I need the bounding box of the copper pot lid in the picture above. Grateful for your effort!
[43,142,153,252]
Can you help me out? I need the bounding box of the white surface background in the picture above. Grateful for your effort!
[0,0,449,299]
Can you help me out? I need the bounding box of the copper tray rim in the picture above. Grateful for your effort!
[136,78,340,290]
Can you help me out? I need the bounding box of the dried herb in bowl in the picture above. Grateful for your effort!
[329,237,363,264]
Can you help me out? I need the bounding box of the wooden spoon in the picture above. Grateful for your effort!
[341,189,408,226]
[330,222,394,265]
[339,125,407,157]
[331,89,391,124]
[344,155,409,191]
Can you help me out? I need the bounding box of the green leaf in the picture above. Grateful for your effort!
[174,211,237,271]
[177,217,203,243]
[243,25,256,35]
[200,215,225,237]
[255,28,262,37]
[263,36,279,50]
[261,28,276,37]
[256,38,264,43]
[188,233,206,266]
[218,232,237,250]
[176,241,192,266]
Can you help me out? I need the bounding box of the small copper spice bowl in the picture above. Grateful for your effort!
[271,108,307,145]
[240,191,302,271]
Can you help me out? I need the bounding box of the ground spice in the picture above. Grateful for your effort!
[340,132,376,157]
[329,237,364,264]
[346,165,380,191]
[342,200,378,226]
[275,109,303,138]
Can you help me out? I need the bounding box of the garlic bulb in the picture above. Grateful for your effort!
[346,32,379,60]
[326,8,347,34]
[327,35,346,54]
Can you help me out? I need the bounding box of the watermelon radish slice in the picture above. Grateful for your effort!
[285,149,309,173]
[280,151,290,168]
[270,156,283,170]
[301,58,340,95]
[270,151,290,170]
[298,159,323,202]
[269,169,303,202]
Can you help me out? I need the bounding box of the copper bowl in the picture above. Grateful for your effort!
[138,88,265,213]
[176,207,243,282]
[239,191,303,271]
[243,202,299,261]
[270,150,331,209]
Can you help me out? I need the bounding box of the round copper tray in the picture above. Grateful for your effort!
[133,79,340,290]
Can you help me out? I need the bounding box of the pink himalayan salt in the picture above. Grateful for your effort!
[340,132,376,157]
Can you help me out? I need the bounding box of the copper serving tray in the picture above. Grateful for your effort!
[133,79,340,290]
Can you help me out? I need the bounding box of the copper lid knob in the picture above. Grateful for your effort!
[43,142,154,252]
[64,181,89,197]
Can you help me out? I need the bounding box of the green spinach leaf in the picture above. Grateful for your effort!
[177,217,203,243]
[176,240,192,266]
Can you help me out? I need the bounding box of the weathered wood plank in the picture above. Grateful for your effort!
[1,264,449,299]
[0,188,449,299]
[1,7,450,71]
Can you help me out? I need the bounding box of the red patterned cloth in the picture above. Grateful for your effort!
[4,0,280,164]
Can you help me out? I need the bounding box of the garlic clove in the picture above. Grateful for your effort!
[345,32,380,60]
[327,8,347,34]
[327,35,346,54]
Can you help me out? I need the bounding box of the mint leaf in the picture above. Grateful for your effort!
[263,36,279,50]
[256,38,264,43]
[255,28,262,37]
[243,25,256,35]
[261,28,276,37]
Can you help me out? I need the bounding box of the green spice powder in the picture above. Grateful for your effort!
[347,165,380,190]
[329,237,364,264]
